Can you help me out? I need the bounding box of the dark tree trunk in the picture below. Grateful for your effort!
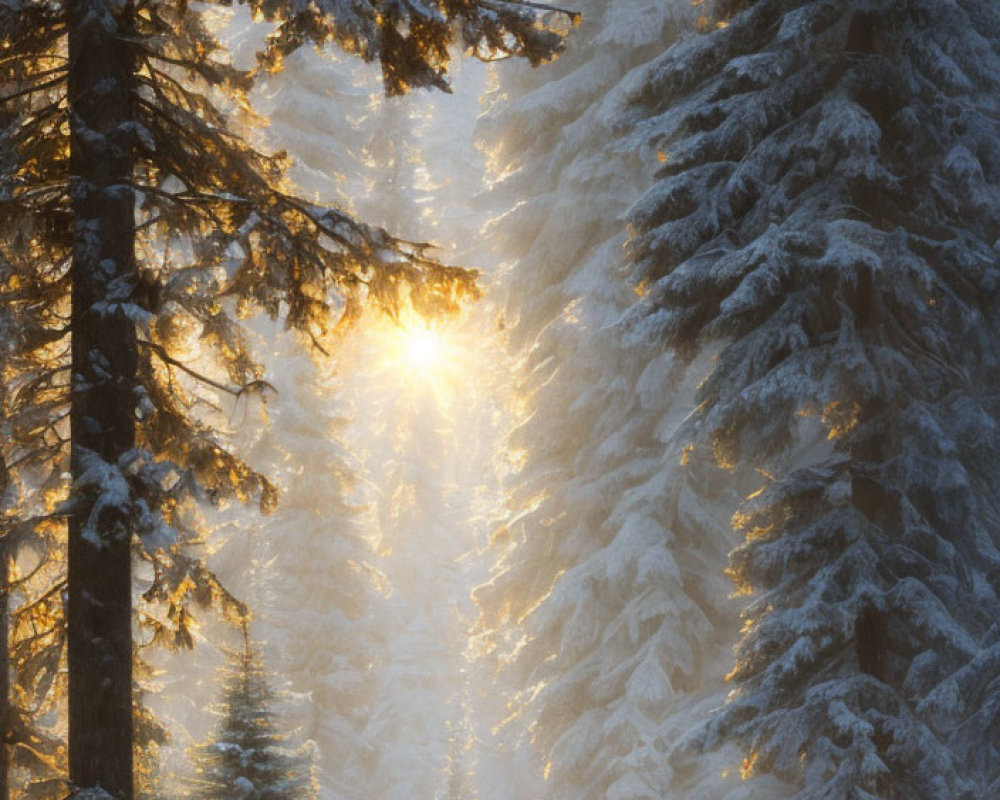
[0,459,9,800]
[67,0,137,795]
[0,577,7,800]
[856,605,887,681]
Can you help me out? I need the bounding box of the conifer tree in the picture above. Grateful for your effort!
[250,49,500,800]
[0,1,575,797]
[187,625,314,800]
[625,0,1000,796]
[357,346,470,800]
[472,5,761,800]
[237,330,383,800]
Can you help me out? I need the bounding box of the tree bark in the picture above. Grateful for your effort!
[0,577,7,800]
[0,458,10,800]
[67,0,137,795]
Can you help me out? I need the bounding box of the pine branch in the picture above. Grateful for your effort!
[137,340,276,399]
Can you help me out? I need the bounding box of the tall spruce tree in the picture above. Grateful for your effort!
[472,4,765,800]
[0,1,575,798]
[240,330,383,800]
[625,0,1000,797]
[187,625,314,800]
[221,41,496,800]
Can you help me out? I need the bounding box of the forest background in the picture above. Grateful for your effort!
[2,1,1000,800]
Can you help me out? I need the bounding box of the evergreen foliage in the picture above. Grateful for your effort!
[245,0,578,95]
[242,331,382,800]
[473,4,762,800]
[187,627,314,800]
[237,45,496,800]
[0,0,574,792]
[625,0,1000,796]
[356,325,474,800]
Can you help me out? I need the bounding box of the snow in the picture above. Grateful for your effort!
[469,4,756,800]
[73,448,132,548]
[73,788,116,800]
[6,0,994,797]
[622,0,1000,796]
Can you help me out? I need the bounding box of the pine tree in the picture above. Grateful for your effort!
[238,329,384,800]
[187,625,314,800]
[0,0,576,796]
[212,36,509,800]
[470,4,766,800]
[269,69,487,800]
[357,338,471,800]
[625,0,1000,796]
[250,47,504,800]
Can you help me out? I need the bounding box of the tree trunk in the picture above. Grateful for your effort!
[0,458,10,800]
[67,0,137,795]
[0,576,7,800]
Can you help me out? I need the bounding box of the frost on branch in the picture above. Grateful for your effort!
[474,2,750,799]
[625,0,1000,796]
[246,0,579,95]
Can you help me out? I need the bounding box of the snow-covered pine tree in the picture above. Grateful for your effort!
[346,75,526,800]
[0,0,575,795]
[625,1,1000,796]
[238,46,465,800]
[473,4,767,800]
[234,330,383,800]
[246,44,377,225]
[187,625,314,800]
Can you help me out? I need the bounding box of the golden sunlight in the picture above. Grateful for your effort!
[376,310,463,392]
[403,323,443,373]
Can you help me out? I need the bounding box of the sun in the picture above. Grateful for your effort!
[360,306,463,394]
[388,314,461,388]
[404,325,442,371]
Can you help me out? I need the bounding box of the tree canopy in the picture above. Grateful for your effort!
[0,0,577,795]
[625,0,1000,796]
